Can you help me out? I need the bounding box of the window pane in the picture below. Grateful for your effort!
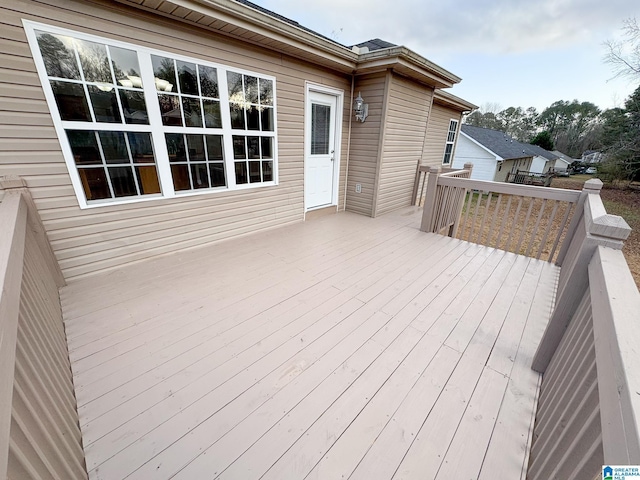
[261,137,273,159]
[247,106,260,130]
[157,94,182,126]
[36,31,80,80]
[262,160,273,181]
[209,163,226,187]
[227,71,243,100]
[119,90,148,124]
[199,65,218,98]
[232,136,246,159]
[259,79,273,106]
[229,106,245,129]
[203,100,222,128]
[235,162,248,184]
[76,39,112,83]
[51,81,91,121]
[99,131,128,163]
[261,107,274,132]
[249,160,261,183]
[152,55,176,92]
[245,76,258,104]
[190,163,209,189]
[171,164,191,191]
[206,135,224,160]
[128,132,155,163]
[165,133,187,162]
[88,85,121,123]
[182,97,203,127]
[109,166,137,197]
[110,46,142,87]
[135,165,161,194]
[78,167,110,200]
[67,130,102,165]
[311,104,330,154]
[443,144,453,164]
[186,135,205,161]
[177,61,198,95]
[247,136,260,159]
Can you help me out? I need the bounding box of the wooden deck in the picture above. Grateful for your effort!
[60,206,557,480]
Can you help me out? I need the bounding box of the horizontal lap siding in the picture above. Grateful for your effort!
[376,74,431,216]
[527,289,603,480]
[0,0,350,280]
[451,136,497,182]
[8,221,86,479]
[345,72,387,217]
[422,103,462,167]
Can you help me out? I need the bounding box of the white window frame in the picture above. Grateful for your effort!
[23,20,278,209]
[442,118,459,165]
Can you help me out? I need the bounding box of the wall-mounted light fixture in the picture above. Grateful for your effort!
[354,92,368,122]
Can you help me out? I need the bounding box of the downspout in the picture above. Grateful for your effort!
[343,74,355,211]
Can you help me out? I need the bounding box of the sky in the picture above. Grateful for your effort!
[250,0,639,113]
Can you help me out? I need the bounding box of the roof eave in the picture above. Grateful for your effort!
[434,90,477,112]
[356,46,461,88]
[115,0,359,72]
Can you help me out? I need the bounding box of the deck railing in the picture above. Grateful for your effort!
[419,167,591,263]
[420,169,639,476]
[0,177,87,479]
[528,191,637,479]
[411,163,472,207]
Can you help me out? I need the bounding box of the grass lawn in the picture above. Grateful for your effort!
[551,175,640,289]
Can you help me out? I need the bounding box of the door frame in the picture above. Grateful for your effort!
[304,82,344,213]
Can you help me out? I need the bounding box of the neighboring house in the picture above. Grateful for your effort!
[526,144,558,174]
[551,150,577,171]
[582,150,605,163]
[452,125,534,181]
[0,0,475,281]
[452,125,556,181]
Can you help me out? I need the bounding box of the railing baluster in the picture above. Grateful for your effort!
[479,192,492,245]
[496,195,513,250]
[506,196,524,252]
[470,189,483,243]
[526,198,547,258]
[516,197,535,254]
[537,200,560,260]
[549,202,573,262]
[461,189,473,240]
[488,194,502,247]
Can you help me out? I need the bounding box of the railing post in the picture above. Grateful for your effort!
[420,166,441,232]
[0,190,28,479]
[0,176,64,287]
[531,192,631,373]
[449,163,473,237]
[555,178,603,266]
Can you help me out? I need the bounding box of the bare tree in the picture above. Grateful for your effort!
[604,17,640,80]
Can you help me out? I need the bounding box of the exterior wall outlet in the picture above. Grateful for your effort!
[355,183,362,193]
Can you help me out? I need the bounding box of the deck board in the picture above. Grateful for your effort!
[60,206,555,480]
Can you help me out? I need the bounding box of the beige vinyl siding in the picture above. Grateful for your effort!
[0,0,351,281]
[421,103,463,167]
[4,192,86,480]
[375,73,432,216]
[345,71,387,216]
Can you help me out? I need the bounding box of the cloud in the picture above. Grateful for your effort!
[258,0,637,55]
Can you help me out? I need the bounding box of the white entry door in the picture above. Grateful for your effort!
[305,90,337,210]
